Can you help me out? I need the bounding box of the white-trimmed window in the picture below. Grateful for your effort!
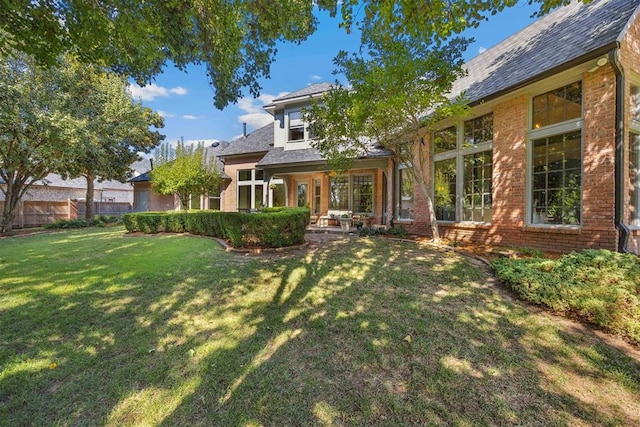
[288,111,305,141]
[313,179,321,215]
[529,82,583,226]
[630,84,640,225]
[208,183,222,210]
[329,175,374,214]
[237,169,265,211]
[432,113,494,222]
[398,164,414,220]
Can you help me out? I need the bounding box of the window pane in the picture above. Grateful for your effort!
[434,126,457,154]
[352,175,373,213]
[289,126,304,141]
[238,170,251,181]
[531,131,581,225]
[399,167,414,219]
[255,170,264,181]
[297,183,308,207]
[255,185,264,209]
[238,186,251,211]
[532,82,582,129]
[632,85,640,124]
[463,151,493,222]
[463,113,493,146]
[630,133,640,225]
[314,179,321,215]
[190,194,201,210]
[435,158,457,221]
[209,197,221,210]
[329,176,349,210]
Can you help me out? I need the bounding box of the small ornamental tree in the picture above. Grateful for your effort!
[306,24,470,241]
[151,142,221,210]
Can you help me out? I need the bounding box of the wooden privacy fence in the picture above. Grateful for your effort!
[0,199,133,228]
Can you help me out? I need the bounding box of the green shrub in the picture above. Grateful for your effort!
[122,207,310,248]
[387,225,408,239]
[492,249,640,344]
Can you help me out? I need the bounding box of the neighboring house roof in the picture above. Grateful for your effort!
[453,0,640,104]
[268,82,334,104]
[129,171,152,183]
[219,123,274,157]
[32,173,133,191]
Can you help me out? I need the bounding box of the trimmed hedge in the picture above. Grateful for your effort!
[122,207,310,248]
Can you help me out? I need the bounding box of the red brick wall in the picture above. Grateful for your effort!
[403,70,621,253]
[621,11,640,254]
[220,156,263,212]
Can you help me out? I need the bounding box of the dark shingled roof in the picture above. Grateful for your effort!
[453,0,640,104]
[270,82,333,103]
[220,123,274,157]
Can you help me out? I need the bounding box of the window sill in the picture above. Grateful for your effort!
[523,225,581,234]
[395,219,414,224]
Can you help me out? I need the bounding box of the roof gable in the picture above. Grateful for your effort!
[270,82,333,103]
[453,0,639,104]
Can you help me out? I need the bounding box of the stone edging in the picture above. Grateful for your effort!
[213,237,310,254]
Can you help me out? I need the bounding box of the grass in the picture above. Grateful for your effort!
[0,227,639,426]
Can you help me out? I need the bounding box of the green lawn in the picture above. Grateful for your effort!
[1,227,639,426]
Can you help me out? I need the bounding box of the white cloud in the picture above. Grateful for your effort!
[310,74,322,81]
[157,110,175,118]
[128,83,189,101]
[478,46,487,54]
[182,114,198,120]
[236,91,289,131]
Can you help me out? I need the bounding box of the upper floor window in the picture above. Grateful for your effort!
[532,82,582,129]
[434,126,457,154]
[288,111,305,141]
[464,113,493,146]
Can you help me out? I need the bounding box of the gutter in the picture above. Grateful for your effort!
[610,47,630,253]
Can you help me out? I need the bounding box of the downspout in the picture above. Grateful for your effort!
[610,48,630,253]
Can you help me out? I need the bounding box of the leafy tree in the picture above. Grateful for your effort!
[1,1,586,108]
[151,142,221,210]
[306,24,470,241]
[0,54,72,233]
[56,58,165,220]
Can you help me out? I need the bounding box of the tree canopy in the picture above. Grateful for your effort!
[307,22,471,240]
[1,0,586,108]
[57,58,165,219]
[151,142,221,210]
[0,54,73,232]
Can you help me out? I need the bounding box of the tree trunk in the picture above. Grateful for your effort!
[1,176,21,233]
[84,173,94,220]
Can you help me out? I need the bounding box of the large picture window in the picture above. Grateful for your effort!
[463,151,493,222]
[329,175,374,213]
[432,112,493,223]
[630,133,640,226]
[329,175,349,210]
[531,131,582,225]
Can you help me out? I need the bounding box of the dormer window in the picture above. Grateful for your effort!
[288,111,305,141]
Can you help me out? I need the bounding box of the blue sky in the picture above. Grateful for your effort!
[128,1,540,148]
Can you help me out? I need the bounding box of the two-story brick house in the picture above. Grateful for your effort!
[134,0,640,254]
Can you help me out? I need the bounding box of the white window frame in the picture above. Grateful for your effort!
[526,80,584,228]
[432,113,494,223]
[328,174,374,215]
[630,80,640,226]
[397,163,414,221]
[237,169,265,211]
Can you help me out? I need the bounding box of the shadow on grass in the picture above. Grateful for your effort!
[1,230,639,425]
